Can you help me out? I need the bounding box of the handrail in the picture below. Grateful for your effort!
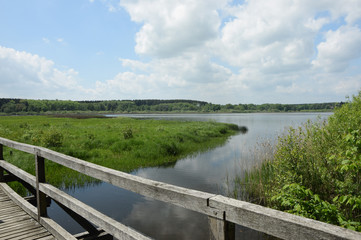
[0,137,360,240]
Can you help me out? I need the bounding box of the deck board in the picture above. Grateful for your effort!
[0,188,56,240]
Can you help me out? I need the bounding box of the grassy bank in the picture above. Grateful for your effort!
[0,115,240,190]
[232,91,361,231]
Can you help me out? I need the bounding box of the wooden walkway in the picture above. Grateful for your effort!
[1,137,361,240]
[0,188,55,240]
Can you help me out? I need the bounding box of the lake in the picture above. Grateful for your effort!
[47,112,332,239]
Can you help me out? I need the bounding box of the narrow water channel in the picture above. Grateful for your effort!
[47,113,331,239]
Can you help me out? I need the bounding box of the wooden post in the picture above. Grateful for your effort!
[209,216,235,240]
[35,153,47,220]
[0,144,4,182]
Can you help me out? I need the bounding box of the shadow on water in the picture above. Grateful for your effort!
[239,126,248,134]
[48,182,271,240]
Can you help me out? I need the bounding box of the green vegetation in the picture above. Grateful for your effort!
[0,115,239,191]
[232,91,361,231]
[0,98,340,115]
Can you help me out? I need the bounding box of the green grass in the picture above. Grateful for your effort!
[0,115,239,191]
[231,91,361,231]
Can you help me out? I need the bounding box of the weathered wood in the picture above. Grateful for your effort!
[0,184,56,240]
[40,183,151,240]
[0,182,76,240]
[0,160,37,188]
[0,144,4,182]
[1,137,361,240]
[208,216,235,240]
[38,147,221,218]
[0,138,221,218]
[74,228,113,240]
[35,153,47,219]
[24,194,51,206]
[53,199,99,235]
[0,161,150,240]
[208,195,361,240]
[0,137,36,155]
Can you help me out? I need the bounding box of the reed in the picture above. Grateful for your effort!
[231,91,361,231]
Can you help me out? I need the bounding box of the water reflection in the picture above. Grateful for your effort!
[124,199,209,239]
[48,113,332,239]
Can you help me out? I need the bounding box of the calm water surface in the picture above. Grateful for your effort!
[47,113,331,239]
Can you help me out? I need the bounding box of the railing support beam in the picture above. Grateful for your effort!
[208,215,235,240]
[54,199,99,235]
[35,153,47,220]
[0,144,3,182]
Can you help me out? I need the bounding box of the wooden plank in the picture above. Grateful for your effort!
[10,228,50,240]
[40,183,151,240]
[0,224,42,238]
[37,236,56,240]
[20,232,53,240]
[0,161,36,189]
[208,195,361,240]
[0,215,32,226]
[37,148,221,218]
[0,200,16,207]
[0,211,28,220]
[3,227,48,240]
[53,199,99,235]
[0,139,220,218]
[0,205,22,213]
[36,236,56,240]
[74,230,113,240]
[0,137,36,155]
[0,185,56,240]
[0,220,39,232]
[0,183,76,240]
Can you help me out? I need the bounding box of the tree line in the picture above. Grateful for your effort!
[0,98,342,114]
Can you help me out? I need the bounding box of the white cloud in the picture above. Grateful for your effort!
[95,0,360,103]
[97,52,233,100]
[0,46,92,99]
[312,25,361,72]
[56,38,65,44]
[2,0,361,104]
[218,0,326,72]
[119,0,227,58]
[42,38,50,44]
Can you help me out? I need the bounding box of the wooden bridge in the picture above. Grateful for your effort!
[0,136,360,240]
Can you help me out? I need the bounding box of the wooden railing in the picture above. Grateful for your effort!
[0,136,360,240]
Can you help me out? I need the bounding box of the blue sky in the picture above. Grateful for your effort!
[1,0,361,104]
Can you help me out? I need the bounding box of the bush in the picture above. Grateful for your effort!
[160,141,181,156]
[123,127,133,139]
[42,129,64,147]
[235,91,361,231]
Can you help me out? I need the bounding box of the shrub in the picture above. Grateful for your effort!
[160,141,180,156]
[42,129,63,147]
[123,127,133,139]
[235,90,361,231]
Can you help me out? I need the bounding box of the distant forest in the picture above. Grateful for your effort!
[0,98,343,115]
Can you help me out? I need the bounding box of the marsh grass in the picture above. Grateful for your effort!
[0,115,239,191]
[231,91,361,231]
[229,140,275,205]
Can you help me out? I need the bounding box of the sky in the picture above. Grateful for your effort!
[1,0,361,104]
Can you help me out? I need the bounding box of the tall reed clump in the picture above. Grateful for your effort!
[234,91,361,231]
